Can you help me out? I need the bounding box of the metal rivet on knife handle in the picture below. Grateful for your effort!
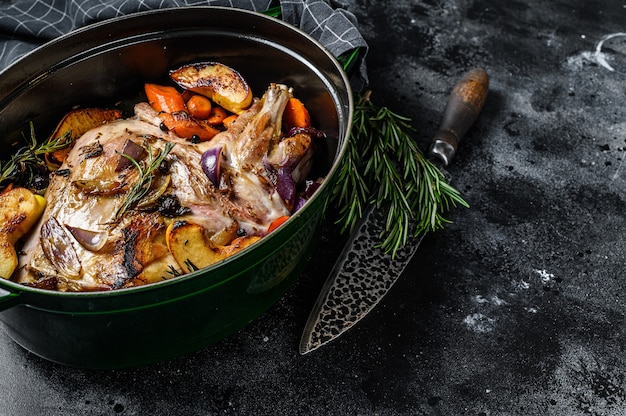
[428,68,489,167]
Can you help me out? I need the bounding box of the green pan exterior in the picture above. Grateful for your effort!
[0,7,353,369]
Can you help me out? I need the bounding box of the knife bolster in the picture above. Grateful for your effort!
[428,134,457,167]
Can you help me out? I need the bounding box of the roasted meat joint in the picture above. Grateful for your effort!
[0,61,325,292]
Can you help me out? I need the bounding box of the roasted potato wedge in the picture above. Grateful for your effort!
[45,108,123,169]
[0,187,46,278]
[169,62,253,115]
[165,220,260,274]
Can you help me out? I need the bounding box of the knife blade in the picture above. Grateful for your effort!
[299,68,489,354]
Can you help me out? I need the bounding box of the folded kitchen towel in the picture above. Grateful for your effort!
[0,0,368,89]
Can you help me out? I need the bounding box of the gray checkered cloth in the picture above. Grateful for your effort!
[0,0,368,89]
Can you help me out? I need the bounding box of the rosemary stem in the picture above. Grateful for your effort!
[330,92,469,257]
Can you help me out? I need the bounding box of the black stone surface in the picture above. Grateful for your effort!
[2,1,626,415]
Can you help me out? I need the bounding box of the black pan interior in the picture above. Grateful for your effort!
[0,7,350,177]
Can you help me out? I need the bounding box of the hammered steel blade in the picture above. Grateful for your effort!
[300,205,424,353]
[300,68,489,354]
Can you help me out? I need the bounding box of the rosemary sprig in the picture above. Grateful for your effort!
[184,259,199,272]
[113,142,174,220]
[331,92,469,257]
[0,122,71,190]
[166,264,183,277]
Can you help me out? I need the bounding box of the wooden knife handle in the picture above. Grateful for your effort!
[428,68,489,167]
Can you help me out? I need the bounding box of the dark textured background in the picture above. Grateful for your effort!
[2,1,626,415]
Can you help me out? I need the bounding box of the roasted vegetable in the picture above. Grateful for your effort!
[267,215,289,233]
[45,108,123,169]
[0,187,46,278]
[185,94,213,119]
[222,114,238,129]
[158,111,220,141]
[283,97,311,130]
[13,69,323,291]
[209,221,239,246]
[144,83,186,113]
[165,220,260,273]
[200,146,223,187]
[40,217,82,279]
[65,225,107,252]
[169,62,253,115]
[205,106,229,125]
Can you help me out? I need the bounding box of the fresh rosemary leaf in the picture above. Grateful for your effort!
[331,107,370,233]
[113,141,174,221]
[184,259,199,272]
[0,123,72,190]
[330,93,469,257]
[166,264,183,277]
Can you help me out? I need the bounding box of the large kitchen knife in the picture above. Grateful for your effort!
[300,68,489,354]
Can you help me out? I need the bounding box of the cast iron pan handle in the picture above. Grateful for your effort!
[0,286,20,312]
[428,67,489,167]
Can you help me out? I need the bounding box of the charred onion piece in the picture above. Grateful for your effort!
[276,167,296,211]
[65,225,108,252]
[136,174,171,208]
[293,196,306,212]
[293,180,322,213]
[304,179,322,198]
[210,221,239,246]
[286,126,326,139]
[115,139,148,172]
[41,217,81,279]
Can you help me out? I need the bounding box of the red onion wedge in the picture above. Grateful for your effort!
[304,179,322,198]
[293,196,306,212]
[276,167,296,210]
[293,179,322,213]
[201,146,223,187]
[115,139,147,172]
[285,126,326,139]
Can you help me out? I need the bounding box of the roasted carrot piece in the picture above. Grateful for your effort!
[186,94,212,120]
[145,83,186,113]
[283,97,311,130]
[159,112,220,141]
[0,183,14,195]
[181,89,195,102]
[222,114,238,129]
[268,215,290,233]
[206,106,229,126]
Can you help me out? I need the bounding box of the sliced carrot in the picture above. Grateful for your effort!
[159,112,220,141]
[145,83,186,113]
[267,215,290,233]
[283,97,311,130]
[0,183,14,195]
[186,94,213,120]
[206,106,229,126]
[222,114,238,129]
[181,89,195,102]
